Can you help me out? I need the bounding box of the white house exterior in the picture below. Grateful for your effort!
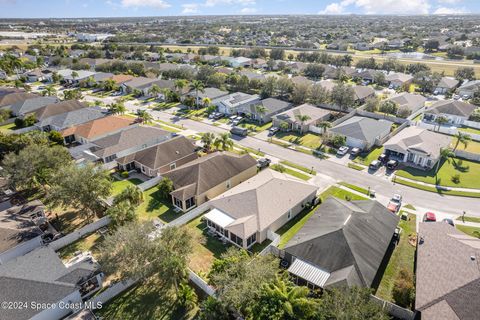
[215,92,261,115]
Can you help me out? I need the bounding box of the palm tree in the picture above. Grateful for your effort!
[453,132,471,151]
[214,132,234,151]
[148,84,161,99]
[174,79,188,95]
[201,132,215,152]
[176,283,198,311]
[10,56,23,79]
[434,116,449,132]
[108,102,126,115]
[316,120,332,134]
[342,54,353,66]
[255,104,268,123]
[295,114,311,134]
[189,80,205,109]
[113,185,143,206]
[137,109,153,124]
[202,97,212,108]
[42,84,56,97]
[436,147,454,174]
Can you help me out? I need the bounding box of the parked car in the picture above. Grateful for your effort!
[337,146,349,156]
[350,147,361,156]
[387,194,402,213]
[423,212,437,222]
[268,126,280,136]
[442,218,455,226]
[232,116,244,126]
[393,226,402,243]
[378,153,389,164]
[386,159,399,170]
[230,126,248,137]
[369,160,382,171]
[257,158,271,169]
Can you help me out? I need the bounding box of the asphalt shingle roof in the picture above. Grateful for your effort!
[330,116,392,142]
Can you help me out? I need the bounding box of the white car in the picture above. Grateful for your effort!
[337,146,349,156]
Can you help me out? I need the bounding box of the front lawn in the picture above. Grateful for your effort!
[238,121,272,133]
[111,178,144,196]
[456,216,480,223]
[136,187,179,222]
[275,132,323,150]
[271,164,312,181]
[353,147,384,166]
[185,215,229,276]
[376,213,416,302]
[456,225,480,238]
[393,176,480,198]
[319,186,369,202]
[395,158,480,189]
[280,160,316,175]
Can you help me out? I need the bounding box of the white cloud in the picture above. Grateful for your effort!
[433,6,467,14]
[240,7,257,13]
[320,0,431,15]
[182,3,199,14]
[121,0,171,9]
[205,0,255,7]
[319,3,345,14]
[438,0,461,4]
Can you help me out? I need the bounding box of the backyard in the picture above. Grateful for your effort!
[111,177,144,196]
[275,132,323,150]
[376,213,416,303]
[395,157,480,189]
[58,232,103,260]
[137,187,179,222]
[453,138,480,154]
[458,126,480,136]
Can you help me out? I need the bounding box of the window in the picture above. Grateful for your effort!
[185,197,196,210]
[226,179,231,189]
[105,154,117,163]
[247,233,257,247]
[170,163,176,170]
[230,232,243,247]
[173,197,182,209]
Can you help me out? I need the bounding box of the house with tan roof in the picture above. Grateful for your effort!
[109,74,135,85]
[272,103,332,134]
[385,72,413,88]
[116,136,198,178]
[205,169,318,249]
[434,77,459,95]
[386,92,426,116]
[0,91,37,109]
[415,222,480,320]
[61,115,136,144]
[164,152,257,212]
[383,126,451,169]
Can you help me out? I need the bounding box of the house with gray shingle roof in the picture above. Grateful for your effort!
[272,103,332,134]
[423,100,477,125]
[434,77,459,94]
[282,197,399,289]
[35,107,106,131]
[236,97,292,123]
[329,116,392,150]
[7,96,58,117]
[387,92,426,116]
[457,80,480,98]
[215,92,261,116]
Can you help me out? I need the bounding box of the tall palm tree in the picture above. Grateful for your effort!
[148,84,161,99]
[255,104,268,123]
[113,185,143,206]
[189,80,205,109]
[201,132,215,152]
[137,109,153,124]
[42,84,56,97]
[317,120,332,134]
[214,132,234,151]
[453,132,471,151]
[202,97,212,108]
[295,114,311,133]
[174,79,188,95]
[436,147,454,174]
[434,116,448,132]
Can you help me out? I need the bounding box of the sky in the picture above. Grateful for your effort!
[0,0,478,18]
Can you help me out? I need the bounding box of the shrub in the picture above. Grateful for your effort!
[121,171,129,179]
[451,174,460,184]
[392,268,415,308]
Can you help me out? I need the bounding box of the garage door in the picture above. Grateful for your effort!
[346,137,366,149]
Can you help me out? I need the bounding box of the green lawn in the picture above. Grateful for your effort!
[136,187,179,222]
[271,164,312,181]
[96,278,198,320]
[185,215,229,276]
[393,176,480,198]
[0,122,18,132]
[454,138,480,154]
[275,132,323,150]
[280,160,317,175]
[319,186,369,202]
[152,102,180,110]
[58,232,103,260]
[238,121,272,133]
[353,147,384,166]
[338,182,371,196]
[456,225,480,238]
[376,214,416,302]
[459,126,480,136]
[348,162,365,171]
[456,216,480,223]
[111,178,144,196]
[396,158,480,189]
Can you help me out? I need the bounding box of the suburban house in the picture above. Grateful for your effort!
[457,80,480,98]
[354,69,377,83]
[215,92,261,115]
[329,116,392,150]
[185,87,229,105]
[236,97,292,123]
[225,56,252,68]
[35,107,106,132]
[386,92,426,116]
[205,169,318,249]
[415,222,480,320]
[291,76,314,87]
[282,198,399,290]
[0,246,104,320]
[23,68,48,82]
[385,72,413,88]
[383,126,452,170]
[272,103,332,134]
[423,100,477,125]
[29,100,88,123]
[61,115,135,144]
[6,96,58,117]
[108,74,135,86]
[120,77,158,94]
[316,80,336,92]
[57,69,96,85]
[352,85,375,104]
[434,77,459,94]
[77,126,172,164]
[164,152,257,212]
[0,200,49,265]
[116,136,198,177]
[0,91,37,109]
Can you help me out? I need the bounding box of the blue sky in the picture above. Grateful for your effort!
[0,0,478,18]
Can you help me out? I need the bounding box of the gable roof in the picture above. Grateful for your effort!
[165,152,256,201]
[386,72,413,83]
[0,91,37,107]
[9,96,58,116]
[274,103,331,125]
[116,136,197,170]
[187,87,229,101]
[209,169,317,238]
[33,100,87,121]
[90,125,171,158]
[60,115,135,139]
[426,100,477,117]
[458,80,480,91]
[437,77,459,89]
[217,92,260,109]
[110,74,135,84]
[284,198,399,288]
[330,116,392,142]
[416,222,480,320]
[383,126,451,158]
[352,85,375,100]
[249,97,292,116]
[387,92,426,112]
[123,77,158,89]
[37,107,106,130]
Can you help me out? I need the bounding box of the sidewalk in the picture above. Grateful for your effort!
[393,175,480,193]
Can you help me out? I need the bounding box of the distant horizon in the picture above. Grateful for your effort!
[0,0,478,19]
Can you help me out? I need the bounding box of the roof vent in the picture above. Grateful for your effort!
[419,236,424,245]
[471,256,476,261]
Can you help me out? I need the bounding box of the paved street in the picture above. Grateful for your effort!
[122,101,480,217]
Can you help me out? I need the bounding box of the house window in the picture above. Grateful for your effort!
[407,153,414,162]
[185,197,196,210]
[247,233,257,247]
[230,232,243,247]
[105,154,117,163]
[427,159,432,167]
[226,179,231,189]
[287,209,292,220]
[173,197,182,209]
[141,165,146,173]
[170,163,176,170]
